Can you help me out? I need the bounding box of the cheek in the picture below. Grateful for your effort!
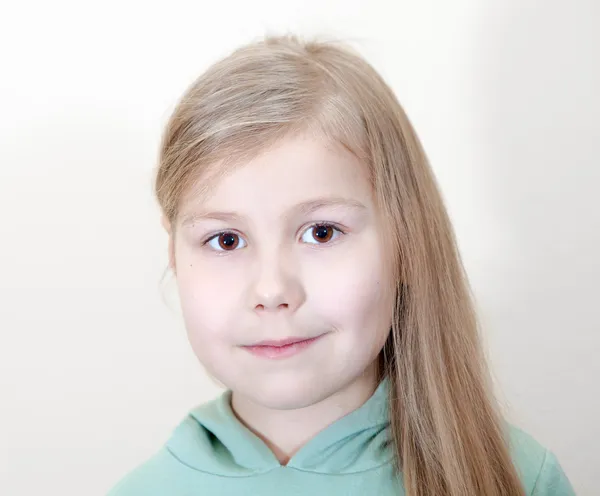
[308,244,393,337]
[175,256,244,339]
[175,260,247,380]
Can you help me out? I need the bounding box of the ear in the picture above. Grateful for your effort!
[161,214,171,233]
[161,215,176,273]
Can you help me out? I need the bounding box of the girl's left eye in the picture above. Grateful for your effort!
[300,224,344,245]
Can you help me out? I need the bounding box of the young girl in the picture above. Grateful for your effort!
[109,35,575,495]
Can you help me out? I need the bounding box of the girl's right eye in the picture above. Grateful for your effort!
[205,232,247,252]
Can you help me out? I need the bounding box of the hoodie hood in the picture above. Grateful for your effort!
[166,379,393,477]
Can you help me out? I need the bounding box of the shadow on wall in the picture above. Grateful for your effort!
[471,1,598,494]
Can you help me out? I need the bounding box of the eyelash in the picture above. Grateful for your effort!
[202,222,347,251]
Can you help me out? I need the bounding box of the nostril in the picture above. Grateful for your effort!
[255,303,289,312]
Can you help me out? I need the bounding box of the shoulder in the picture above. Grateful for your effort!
[107,448,180,496]
[107,395,229,496]
[506,424,576,495]
[107,444,213,496]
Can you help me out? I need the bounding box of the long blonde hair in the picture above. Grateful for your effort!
[154,35,525,496]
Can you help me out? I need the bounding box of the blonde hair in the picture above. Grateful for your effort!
[154,35,525,496]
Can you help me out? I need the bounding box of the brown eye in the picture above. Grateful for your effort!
[218,233,239,250]
[312,225,334,243]
[301,223,343,245]
[206,232,246,251]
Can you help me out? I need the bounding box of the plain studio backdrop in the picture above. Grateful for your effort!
[0,1,597,494]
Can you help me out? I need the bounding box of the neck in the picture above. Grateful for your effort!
[230,365,379,465]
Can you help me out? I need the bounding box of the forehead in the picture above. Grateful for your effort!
[179,134,373,219]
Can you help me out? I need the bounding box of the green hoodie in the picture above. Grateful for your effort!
[108,380,575,495]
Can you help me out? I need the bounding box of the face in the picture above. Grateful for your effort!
[169,134,395,410]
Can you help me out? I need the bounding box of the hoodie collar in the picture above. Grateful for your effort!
[166,379,392,476]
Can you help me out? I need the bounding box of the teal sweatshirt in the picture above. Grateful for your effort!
[108,380,575,495]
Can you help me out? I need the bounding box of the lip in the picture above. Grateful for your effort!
[242,334,325,359]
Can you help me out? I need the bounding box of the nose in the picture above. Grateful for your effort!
[247,250,305,314]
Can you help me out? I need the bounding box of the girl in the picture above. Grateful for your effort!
[109,35,575,495]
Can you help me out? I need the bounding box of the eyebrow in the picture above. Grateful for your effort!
[180,197,367,227]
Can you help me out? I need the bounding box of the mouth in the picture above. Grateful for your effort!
[241,334,325,359]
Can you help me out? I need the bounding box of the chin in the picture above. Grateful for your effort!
[237,374,334,411]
